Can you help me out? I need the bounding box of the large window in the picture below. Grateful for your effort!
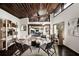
[54,3,72,17]
[54,4,62,16]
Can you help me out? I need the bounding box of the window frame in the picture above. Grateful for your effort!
[53,3,73,17]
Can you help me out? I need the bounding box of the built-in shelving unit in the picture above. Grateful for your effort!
[0,19,17,50]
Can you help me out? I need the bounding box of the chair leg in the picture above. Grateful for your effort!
[53,45,57,55]
[47,49,51,56]
[38,48,40,53]
[29,47,32,52]
[14,50,21,56]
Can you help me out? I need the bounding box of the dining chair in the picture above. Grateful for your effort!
[39,41,56,56]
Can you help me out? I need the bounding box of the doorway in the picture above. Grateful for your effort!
[53,22,64,45]
[28,24,50,36]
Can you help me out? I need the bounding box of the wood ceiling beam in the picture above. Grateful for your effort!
[11,4,23,17]
[0,4,20,18]
[0,3,59,19]
[16,3,25,17]
[22,4,29,17]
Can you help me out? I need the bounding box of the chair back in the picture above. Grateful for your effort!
[41,35,46,38]
[31,41,36,46]
[15,41,23,51]
[45,41,54,49]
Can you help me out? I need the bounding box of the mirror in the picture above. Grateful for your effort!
[21,25,26,31]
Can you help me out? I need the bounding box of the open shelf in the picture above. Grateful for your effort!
[0,19,17,50]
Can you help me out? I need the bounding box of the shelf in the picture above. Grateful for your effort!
[7,36,13,41]
[0,19,17,50]
[8,27,16,30]
[2,48,6,50]
[1,38,6,41]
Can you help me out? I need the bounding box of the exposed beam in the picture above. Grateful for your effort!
[0,3,59,19]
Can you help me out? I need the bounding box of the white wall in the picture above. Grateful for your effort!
[50,13,54,35]
[28,22,50,25]
[0,8,20,38]
[50,3,79,53]
[19,18,29,39]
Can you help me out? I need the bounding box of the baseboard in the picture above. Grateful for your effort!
[63,45,79,55]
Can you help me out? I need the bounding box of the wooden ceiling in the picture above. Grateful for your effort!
[0,3,59,19]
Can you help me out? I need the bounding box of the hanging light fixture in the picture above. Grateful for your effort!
[38,4,48,16]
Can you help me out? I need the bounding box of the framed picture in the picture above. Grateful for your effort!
[68,18,79,37]
[21,25,26,31]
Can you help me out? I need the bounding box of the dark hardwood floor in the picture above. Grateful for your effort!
[58,45,79,56]
[0,44,79,56]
